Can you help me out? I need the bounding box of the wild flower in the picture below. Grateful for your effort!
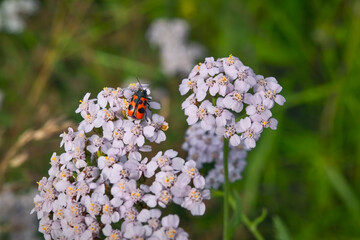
[180,55,285,188]
[180,55,285,150]
[32,83,208,239]
[182,122,248,189]
[0,0,38,33]
[147,18,205,77]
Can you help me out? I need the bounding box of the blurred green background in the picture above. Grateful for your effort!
[1,0,360,239]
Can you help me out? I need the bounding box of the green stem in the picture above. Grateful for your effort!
[241,213,265,240]
[223,138,230,240]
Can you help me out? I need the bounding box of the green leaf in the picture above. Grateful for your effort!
[229,191,243,233]
[324,164,360,214]
[273,216,292,240]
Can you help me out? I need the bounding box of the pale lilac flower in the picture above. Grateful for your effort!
[144,114,169,143]
[77,166,100,183]
[145,182,173,208]
[215,73,234,96]
[110,178,128,200]
[94,107,117,128]
[109,87,124,108]
[123,120,145,147]
[254,75,278,92]
[59,127,74,151]
[103,228,123,240]
[123,222,147,239]
[123,83,140,99]
[86,134,107,154]
[98,155,118,171]
[220,55,244,76]
[62,217,88,239]
[83,195,102,218]
[216,120,241,146]
[137,209,162,231]
[237,117,263,149]
[223,80,252,112]
[97,87,113,108]
[125,157,158,179]
[261,82,286,108]
[103,119,126,151]
[212,97,233,126]
[156,170,178,188]
[123,179,143,207]
[99,199,120,225]
[177,160,205,188]
[200,57,221,76]
[78,102,100,133]
[75,93,92,114]
[251,114,278,130]
[38,217,61,240]
[179,77,198,95]
[125,143,151,161]
[196,76,219,101]
[181,187,210,215]
[83,217,101,239]
[233,65,257,87]
[151,150,184,171]
[246,93,272,120]
[185,100,215,130]
[152,214,189,240]
[181,93,197,111]
[121,206,139,223]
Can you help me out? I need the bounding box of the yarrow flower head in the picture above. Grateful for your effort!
[0,0,38,34]
[182,123,248,189]
[180,55,285,149]
[32,83,209,239]
[147,18,205,77]
[180,55,285,188]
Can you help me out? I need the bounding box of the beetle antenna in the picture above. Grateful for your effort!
[136,77,144,90]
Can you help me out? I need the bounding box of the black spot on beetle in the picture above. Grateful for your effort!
[144,100,148,105]
[138,100,143,105]
[138,108,145,113]
[128,104,133,110]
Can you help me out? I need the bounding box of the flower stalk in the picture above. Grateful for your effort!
[223,137,230,240]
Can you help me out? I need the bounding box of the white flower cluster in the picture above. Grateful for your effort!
[180,55,285,150]
[147,18,205,77]
[0,0,38,33]
[182,123,247,189]
[32,84,209,240]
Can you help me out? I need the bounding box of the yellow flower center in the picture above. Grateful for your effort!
[228,54,234,64]
[161,123,169,131]
[103,204,109,213]
[166,228,177,239]
[234,92,242,101]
